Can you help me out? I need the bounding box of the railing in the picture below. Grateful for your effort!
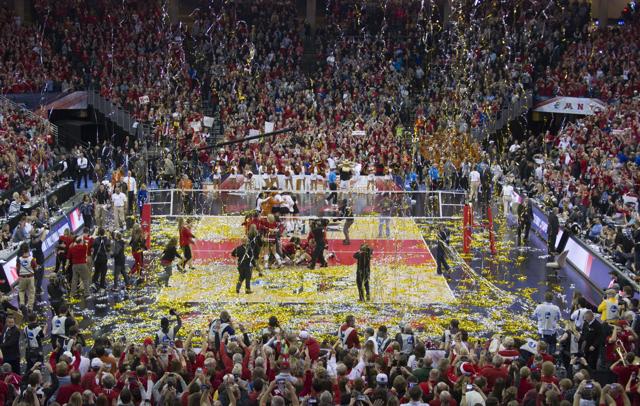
[147,188,467,219]
[87,89,141,137]
[473,90,533,140]
[0,95,58,141]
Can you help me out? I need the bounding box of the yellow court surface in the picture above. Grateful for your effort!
[157,217,455,304]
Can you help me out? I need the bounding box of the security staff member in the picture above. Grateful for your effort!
[435,224,450,275]
[517,196,533,246]
[16,243,38,312]
[154,309,182,346]
[353,243,372,301]
[76,153,89,189]
[396,324,415,355]
[51,304,73,348]
[24,313,46,370]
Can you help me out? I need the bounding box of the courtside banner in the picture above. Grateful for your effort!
[533,97,606,115]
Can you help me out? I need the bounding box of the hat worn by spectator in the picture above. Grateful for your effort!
[91,358,103,369]
[299,330,309,340]
[376,373,388,385]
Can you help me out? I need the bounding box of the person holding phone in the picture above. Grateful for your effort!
[460,381,487,406]
[259,379,299,406]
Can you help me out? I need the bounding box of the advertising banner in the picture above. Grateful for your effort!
[533,97,606,115]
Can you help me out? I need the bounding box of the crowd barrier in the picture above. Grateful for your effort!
[147,189,467,219]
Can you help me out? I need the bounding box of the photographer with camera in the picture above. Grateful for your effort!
[308,219,328,270]
[354,244,373,302]
[154,309,182,346]
[338,198,354,245]
[435,224,450,276]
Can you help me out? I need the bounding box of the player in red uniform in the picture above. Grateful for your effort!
[178,218,195,271]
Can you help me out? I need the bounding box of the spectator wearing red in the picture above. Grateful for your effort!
[298,330,320,361]
[81,358,103,391]
[478,355,508,392]
[93,373,120,404]
[611,352,640,386]
[338,314,360,349]
[67,236,90,297]
[540,361,559,386]
[56,370,83,405]
[497,336,520,363]
[178,218,195,271]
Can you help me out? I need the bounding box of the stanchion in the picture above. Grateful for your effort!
[487,206,496,256]
[141,203,152,249]
[463,204,471,254]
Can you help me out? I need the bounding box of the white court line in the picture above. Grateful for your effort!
[414,220,457,301]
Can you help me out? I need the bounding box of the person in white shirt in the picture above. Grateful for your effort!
[400,386,429,406]
[468,168,481,202]
[502,182,514,217]
[328,156,336,171]
[76,154,89,189]
[462,383,487,406]
[353,162,362,183]
[111,187,127,230]
[121,173,137,213]
[571,297,589,330]
[533,292,562,354]
[363,327,378,355]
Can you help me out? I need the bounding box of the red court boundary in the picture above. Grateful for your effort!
[193,238,434,266]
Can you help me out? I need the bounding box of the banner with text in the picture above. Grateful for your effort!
[533,97,606,115]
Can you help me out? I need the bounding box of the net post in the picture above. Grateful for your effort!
[463,204,471,254]
[487,205,496,255]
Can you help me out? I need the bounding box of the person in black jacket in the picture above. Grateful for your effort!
[24,312,46,371]
[309,220,328,269]
[30,227,47,295]
[91,228,111,290]
[47,274,67,315]
[160,238,182,287]
[517,196,534,246]
[339,199,354,245]
[0,315,21,374]
[354,243,373,302]
[579,310,603,370]
[112,231,129,289]
[435,224,451,275]
[547,207,560,255]
[232,238,254,294]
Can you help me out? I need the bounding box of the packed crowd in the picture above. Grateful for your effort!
[23,0,590,190]
[500,15,640,274]
[0,98,58,199]
[0,9,76,94]
[3,2,640,406]
[3,290,640,406]
[535,20,640,100]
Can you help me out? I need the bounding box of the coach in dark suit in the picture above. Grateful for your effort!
[0,315,21,374]
[547,207,560,255]
[517,197,533,246]
[579,310,603,370]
